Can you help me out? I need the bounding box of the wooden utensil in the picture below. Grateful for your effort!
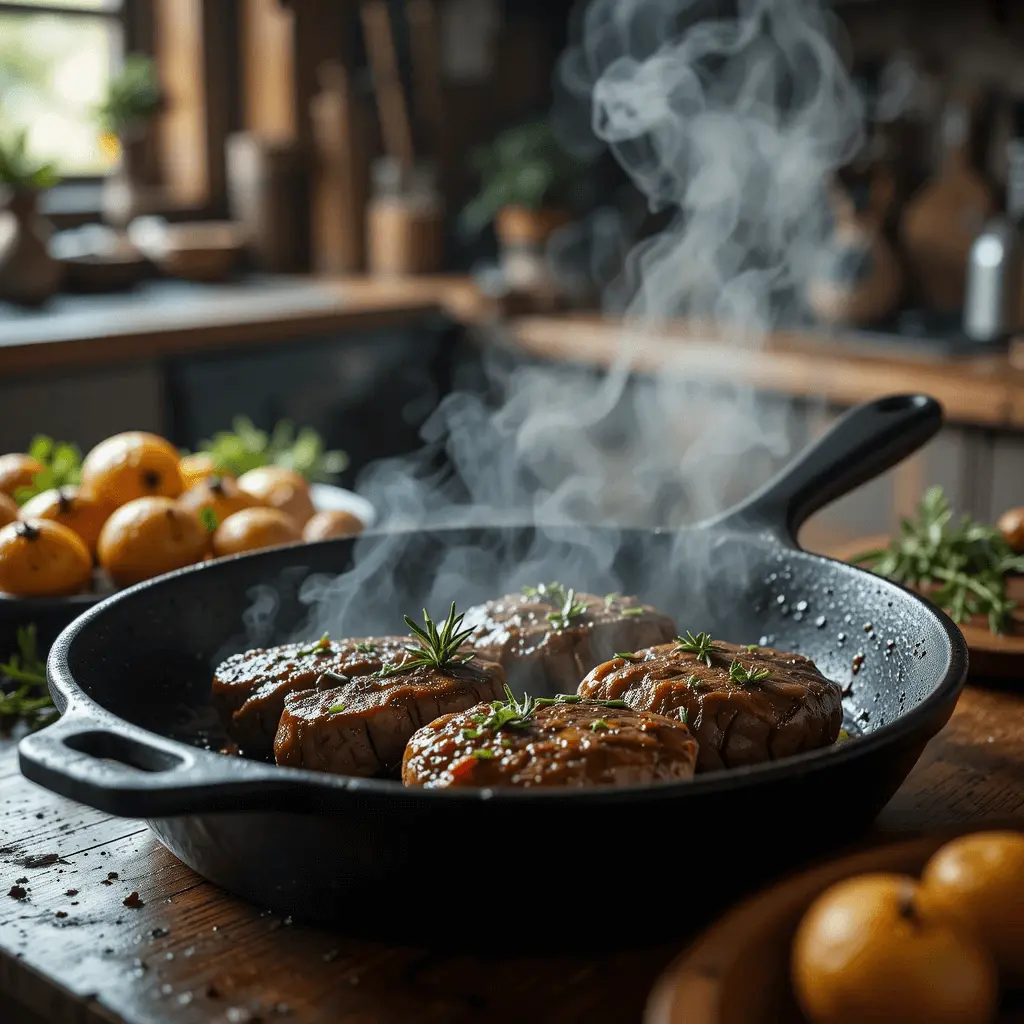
[646,823,1024,1024]
[827,534,1024,679]
[901,100,995,312]
[360,0,415,174]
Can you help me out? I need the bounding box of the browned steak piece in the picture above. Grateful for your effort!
[274,659,506,777]
[464,585,675,697]
[212,635,410,758]
[402,697,698,789]
[578,638,842,772]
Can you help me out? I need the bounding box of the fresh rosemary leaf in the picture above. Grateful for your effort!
[523,581,570,607]
[376,604,475,679]
[317,671,349,688]
[545,588,587,630]
[471,748,496,760]
[0,624,55,730]
[620,607,644,617]
[590,718,611,732]
[604,593,620,606]
[614,652,637,660]
[678,707,690,726]
[728,660,773,686]
[853,486,1024,634]
[746,644,759,652]
[674,631,725,667]
[327,703,346,714]
[296,633,331,657]
[461,728,481,740]
[353,642,376,654]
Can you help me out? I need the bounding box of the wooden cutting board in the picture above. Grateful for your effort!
[826,534,1024,680]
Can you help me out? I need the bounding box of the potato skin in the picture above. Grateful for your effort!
[237,467,315,525]
[0,518,92,597]
[97,497,209,586]
[0,493,18,528]
[178,475,258,525]
[0,454,44,499]
[20,486,113,558]
[302,509,364,542]
[82,432,183,506]
[212,507,302,558]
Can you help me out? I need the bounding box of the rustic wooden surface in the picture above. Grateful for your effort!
[0,680,1022,1024]
[6,272,1024,432]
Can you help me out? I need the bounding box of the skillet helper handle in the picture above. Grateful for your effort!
[710,394,942,545]
[18,707,296,818]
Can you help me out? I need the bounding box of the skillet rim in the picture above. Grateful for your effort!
[39,524,970,806]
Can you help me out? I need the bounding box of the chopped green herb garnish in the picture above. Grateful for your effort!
[296,633,331,657]
[523,581,570,607]
[471,748,496,760]
[746,644,759,652]
[685,674,708,691]
[377,603,474,679]
[621,607,644,617]
[853,485,1024,634]
[0,625,56,731]
[590,718,611,732]
[472,685,626,732]
[604,592,620,606]
[728,660,773,686]
[199,506,218,533]
[615,651,637,661]
[546,588,587,630]
[678,707,690,726]
[316,670,349,688]
[837,728,851,743]
[461,728,481,741]
[500,738,511,748]
[327,703,346,714]
[352,642,377,654]
[674,631,725,667]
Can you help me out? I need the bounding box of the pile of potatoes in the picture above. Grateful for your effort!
[0,432,364,599]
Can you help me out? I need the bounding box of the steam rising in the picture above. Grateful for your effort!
[273,0,863,642]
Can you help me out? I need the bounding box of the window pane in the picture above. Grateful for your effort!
[0,1,121,11]
[0,13,121,176]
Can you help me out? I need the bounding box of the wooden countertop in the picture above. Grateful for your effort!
[2,678,1023,1024]
[4,273,1024,430]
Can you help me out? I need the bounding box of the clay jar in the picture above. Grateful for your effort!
[0,189,62,307]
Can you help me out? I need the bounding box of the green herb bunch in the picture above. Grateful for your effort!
[853,486,1024,634]
[14,435,83,506]
[96,55,163,137]
[0,625,56,731]
[193,417,348,483]
[377,604,475,680]
[0,130,59,191]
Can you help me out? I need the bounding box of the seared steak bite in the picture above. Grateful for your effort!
[464,583,676,697]
[402,692,698,789]
[212,635,409,758]
[274,660,505,776]
[577,633,842,772]
[274,604,506,777]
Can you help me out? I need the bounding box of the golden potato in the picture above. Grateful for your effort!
[97,497,208,587]
[179,452,230,490]
[178,476,258,526]
[0,453,44,499]
[0,518,92,597]
[792,873,997,1024]
[237,467,315,525]
[918,831,1024,986]
[20,486,113,558]
[302,509,364,542]
[212,507,301,558]
[82,432,183,507]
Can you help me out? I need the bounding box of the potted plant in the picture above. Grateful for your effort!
[461,119,581,286]
[95,55,164,228]
[0,130,62,306]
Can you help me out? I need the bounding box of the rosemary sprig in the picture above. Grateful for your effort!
[523,581,570,607]
[728,660,773,686]
[674,631,725,667]
[853,486,1024,634]
[470,684,627,732]
[0,625,56,732]
[377,603,475,679]
[546,588,587,630]
[296,633,331,657]
[352,642,377,654]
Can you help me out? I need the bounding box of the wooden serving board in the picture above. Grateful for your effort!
[646,823,1024,1024]
[824,535,1024,680]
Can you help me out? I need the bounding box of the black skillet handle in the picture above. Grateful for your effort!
[18,705,304,818]
[708,395,943,546]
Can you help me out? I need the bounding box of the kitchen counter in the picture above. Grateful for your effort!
[1,677,1023,1024]
[3,275,1023,432]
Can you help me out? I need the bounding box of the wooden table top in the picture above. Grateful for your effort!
[1,679,1023,1024]
[5,272,1024,432]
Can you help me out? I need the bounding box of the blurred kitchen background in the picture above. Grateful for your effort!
[3,0,1024,548]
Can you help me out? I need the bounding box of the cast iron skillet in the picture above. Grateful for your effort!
[20,394,967,940]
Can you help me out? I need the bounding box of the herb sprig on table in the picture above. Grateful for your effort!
[0,625,57,731]
[853,487,1024,634]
